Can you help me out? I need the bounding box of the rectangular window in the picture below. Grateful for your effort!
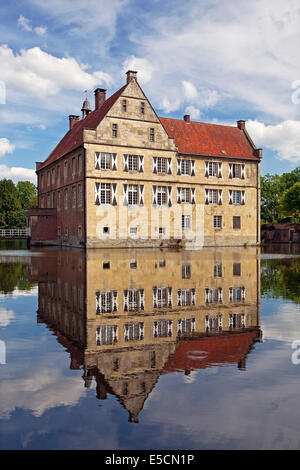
[206,288,220,303]
[128,184,138,205]
[213,215,222,229]
[96,325,117,346]
[47,171,50,186]
[208,162,217,176]
[150,128,155,142]
[157,288,167,308]
[180,289,192,306]
[52,168,55,185]
[101,153,111,170]
[122,99,127,111]
[157,186,167,206]
[78,155,82,174]
[57,226,61,237]
[128,154,138,171]
[156,157,167,174]
[233,164,241,178]
[78,226,82,238]
[112,123,118,138]
[182,264,191,279]
[128,289,139,311]
[229,313,245,329]
[64,161,68,179]
[182,215,191,230]
[140,102,145,114]
[100,183,111,204]
[206,314,222,332]
[129,227,137,234]
[41,174,44,188]
[181,187,190,203]
[233,263,241,276]
[52,192,55,208]
[208,189,218,204]
[96,291,112,314]
[57,165,61,185]
[181,159,191,175]
[214,263,222,277]
[233,216,241,229]
[159,227,165,235]
[233,190,241,204]
[72,157,76,176]
[72,186,76,208]
[153,320,172,338]
[78,184,82,206]
[124,322,144,341]
[64,189,68,210]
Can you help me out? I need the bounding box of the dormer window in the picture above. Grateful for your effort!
[122,100,127,112]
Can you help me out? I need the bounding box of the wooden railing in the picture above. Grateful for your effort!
[0,228,31,238]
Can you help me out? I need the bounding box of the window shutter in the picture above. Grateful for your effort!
[113,325,118,343]
[241,164,245,179]
[191,288,196,305]
[168,320,173,337]
[153,157,157,174]
[112,153,117,171]
[191,160,195,176]
[96,291,100,314]
[123,290,128,312]
[177,289,181,306]
[242,287,246,301]
[218,189,222,205]
[112,183,117,206]
[241,190,245,205]
[205,161,209,177]
[95,152,100,170]
[205,189,209,205]
[123,154,128,171]
[168,287,172,307]
[218,288,223,303]
[123,184,128,206]
[124,323,129,341]
[153,287,158,308]
[218,162,222,178]
[191,188,196,204]
[152,185,157,205]
[229,314,233,328]
[177,187,181,203]
[95,182,100,205]
[167,186,172,207]
[205,315,209,330]
[229,287,233,302]
[218,315,223,329]
[177,159,181,175]
[167,158,172,175]
[228,163,233,178]
[205,288,209,303]
[112,291,118,312]
[229,189,233,204]
[139,185,144,205]
[139,289,145,310]
[139,155,144,172]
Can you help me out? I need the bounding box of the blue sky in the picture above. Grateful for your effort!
[1,0,300,183]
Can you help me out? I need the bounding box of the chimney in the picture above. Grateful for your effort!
[69,115,79,130]
[184,114,190,123]
[237,120,246,130]
[94,88,106,110]
[126,70,138,84]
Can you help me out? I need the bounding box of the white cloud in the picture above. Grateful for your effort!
[0,164,36,183]
[182,81,198,101]
[17,15,47,36]
[0,307,15,327]
[0,138,15,158]
[246,119,300,163]
[122,56,155,84]
[185,105,201,120]
[0,45,113,100]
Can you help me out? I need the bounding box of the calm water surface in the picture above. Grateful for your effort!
[0,241,300,450]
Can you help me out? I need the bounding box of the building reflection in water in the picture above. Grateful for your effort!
[29,247,262,423]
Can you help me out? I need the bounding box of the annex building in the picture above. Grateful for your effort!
[27,70,262,248]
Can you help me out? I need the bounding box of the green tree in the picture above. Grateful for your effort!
[16,181,37,210]
[0,179,23,228]
[280,182,300,220]
[261,174,282,222]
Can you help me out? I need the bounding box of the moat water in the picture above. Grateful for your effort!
[0,240,299,450]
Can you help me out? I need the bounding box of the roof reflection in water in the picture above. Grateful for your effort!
[29,247,261,423]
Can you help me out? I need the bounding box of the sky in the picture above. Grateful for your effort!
[1,0,300,184]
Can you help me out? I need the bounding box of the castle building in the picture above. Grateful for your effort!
[27,71,262,248]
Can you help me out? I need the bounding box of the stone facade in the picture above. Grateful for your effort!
[28,71,262,248]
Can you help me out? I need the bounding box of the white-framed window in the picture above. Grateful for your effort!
[208,162,217,176]
[128,184,138,205]
[180,289,192,306]
[128,289,139,311]
[100,153,111,170]
[157,157,167,174]
[229,313,245,329]
[213,215,222,229]
[150,128,155,142]
[157,287,167,308]
[208,189,218,204]
[128,155,138,171]
[233,190,241,204]
[96,291,112,313]
[182,264,191,279]
[124,322,144,341]
[153,320,172,338]
[181,159,191,175]
[100,183,111,204]
[205,314,222,331]
[233,164,241,178]
[177,318,196,336]
[214,263,222,277]
[96,325,118,345]
[182,215,191,230]
[157,186,167,206]
[205,288,222,303]
[181,188,191,203]
[112,123,118,137]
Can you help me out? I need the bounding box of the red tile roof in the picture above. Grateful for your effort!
[162,330,258,374]
[39,85,127,170]
[160,117,259,160]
